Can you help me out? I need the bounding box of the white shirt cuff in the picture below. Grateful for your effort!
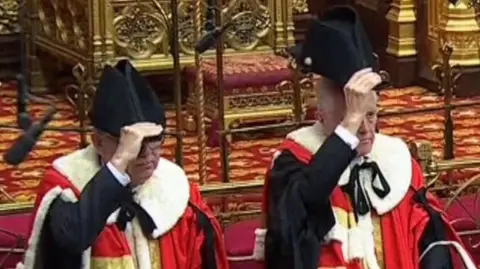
[334,125,359,150]
[106,162,131,186]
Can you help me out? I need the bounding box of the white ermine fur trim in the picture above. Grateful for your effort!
[21,186,91,269]
[52,145,190,238]
[283,122,412,267]
[252,228,266,261]
[286,122,412,214]
[420,241,476,269]
[227,228,267,262]
[322,211,379,267]
[132,218,152,269]
[51,145,190,269]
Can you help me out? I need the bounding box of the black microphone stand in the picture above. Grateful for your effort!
[170,0,184,167]
[0,0,58,166]
[191,1,230,182]
[149,0,184,167]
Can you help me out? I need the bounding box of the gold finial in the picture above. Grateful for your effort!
[431,43,463,160]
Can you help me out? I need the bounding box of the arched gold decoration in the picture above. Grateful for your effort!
[53,0,73,44]
[38,0,55,37]
[223,0,271,51]
[168,1,196,55]
[113,3,168,59]
[66,0,87,51]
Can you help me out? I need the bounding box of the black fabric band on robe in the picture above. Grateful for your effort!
[414,188,454,269]
[188,201,217,269]
[342,160,391,220]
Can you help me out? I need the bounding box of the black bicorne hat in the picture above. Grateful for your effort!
[289,5,378,86]
[89,60,166,137]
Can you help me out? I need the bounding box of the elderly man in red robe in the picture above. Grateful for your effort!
[17,60,229,269]
[253,6,475,269]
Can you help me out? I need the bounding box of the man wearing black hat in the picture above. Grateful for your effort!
[253,6,474,269]
[18,60,229,269]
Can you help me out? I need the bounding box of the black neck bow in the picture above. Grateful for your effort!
[343,160,391,219]
[115,194,158,238]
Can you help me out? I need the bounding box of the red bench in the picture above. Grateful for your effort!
[1,195,479,268]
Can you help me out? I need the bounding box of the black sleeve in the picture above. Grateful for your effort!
[415,188,454,269]
[265,133,357,269]
[47,166,131,254]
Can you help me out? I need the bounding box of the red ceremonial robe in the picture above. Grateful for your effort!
[18,145,229,269]
[254,122,475,269]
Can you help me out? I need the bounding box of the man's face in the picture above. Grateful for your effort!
[92,131,163,183]
[317,90,378,157]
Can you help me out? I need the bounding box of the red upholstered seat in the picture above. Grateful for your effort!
[0,213,30,268]
[441,194,480,265]
[442,193,480,231]
[183,54,299,145]
[224,219,263,269]
[2,195,480,268]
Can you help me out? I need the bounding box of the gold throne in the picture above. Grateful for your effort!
[28,0,296,100]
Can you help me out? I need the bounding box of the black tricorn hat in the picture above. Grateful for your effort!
[289,6,378,86]
[89,60,166,137]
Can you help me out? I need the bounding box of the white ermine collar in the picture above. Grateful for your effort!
[286,122,412,215]
[52,145,190,238]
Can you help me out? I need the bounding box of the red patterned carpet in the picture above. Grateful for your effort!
[1,83,480,209]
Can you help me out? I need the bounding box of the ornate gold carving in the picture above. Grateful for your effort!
[53,1,74,44]
[385,0,417,57]
[186,76,313,131]
[113,3,167,59]
[0,0,19,34]
[438,0,480,66]
[427,0,442,39]
[467,0,480,8]
[65,63,95,118]
[292,0,309,14]
[223,0,271,51]
[173,1,196,55]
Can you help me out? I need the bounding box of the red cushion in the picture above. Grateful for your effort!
[229,260,264,269]
[0,213,30,248]
[184,54,291,91]
[224,219,264,269]
[224,219,261,257]
[442,194,480,231]
[0,213,31,268]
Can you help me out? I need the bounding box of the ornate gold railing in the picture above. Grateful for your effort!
[409,141,480,193]
[200,180,264,226]
[409,141,480,249]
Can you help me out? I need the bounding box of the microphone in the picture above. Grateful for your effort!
[4,107,57,166]
[194,22,233,54]
[16,74,32,130]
